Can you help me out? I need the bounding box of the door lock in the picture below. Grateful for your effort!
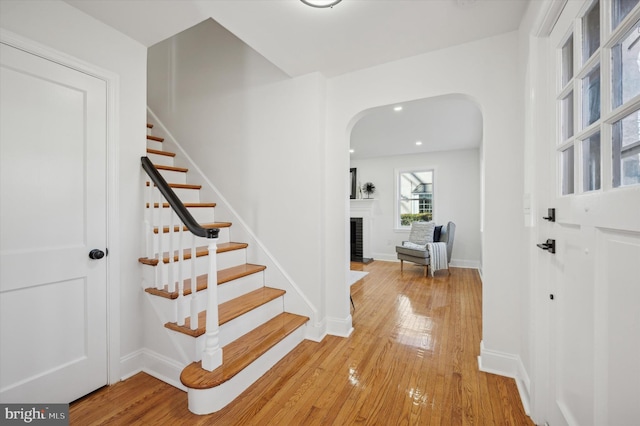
[542,208,556,222]
[536,239,556,254]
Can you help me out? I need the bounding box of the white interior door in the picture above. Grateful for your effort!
[541,2,640,425]
[0,42,108,403]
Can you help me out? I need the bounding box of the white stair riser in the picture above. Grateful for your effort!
[217,249,246,271]
[157,168,187,184]
[218,272,264,304]
[147,152,174,167]
[143,270,265,319]
[142,262,264,296]
[170,297,285,362]
[147,139,163,151]
[152,228,230,253]
[150,248,246,277]
[149,207,216,226]
[186,325,307,415]
[149,186,200,203]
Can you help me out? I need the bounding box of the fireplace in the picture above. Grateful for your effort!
[350,217,373,263]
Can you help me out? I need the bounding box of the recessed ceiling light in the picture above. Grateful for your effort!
[300,0,342,8]
[393,106,403,112]
[416,141,423,146]
[349,149,354,153]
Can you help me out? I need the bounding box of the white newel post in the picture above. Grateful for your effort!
[201,238,222,371]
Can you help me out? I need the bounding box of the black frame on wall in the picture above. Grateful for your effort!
[350,168,357,199]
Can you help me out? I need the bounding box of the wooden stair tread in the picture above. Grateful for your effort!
[144,263,266,299]
[146,202,217,208]
[180,312,309,389]
[145,181,201,190]
[165,287,286,337]
[147,123,153,128]
[217,263,266,284]
[146,148,175,157]
[147,135,164,142]
[138,242,249,265]
[153,222,231,234]
[154,164,187,173]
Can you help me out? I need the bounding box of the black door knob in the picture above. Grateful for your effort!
[89,249,105,260]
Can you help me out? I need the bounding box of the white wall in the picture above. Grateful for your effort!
[350,149,481,267]
[326,31,526,374]
[0,0,147,381]
[147,19,328,334]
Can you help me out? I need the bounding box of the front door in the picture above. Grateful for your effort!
[0,42,108,403]
[541,1,640,425]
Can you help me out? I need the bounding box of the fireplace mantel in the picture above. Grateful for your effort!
[350,199,375,217]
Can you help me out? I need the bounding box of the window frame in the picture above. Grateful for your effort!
[394,168,436,230]
[556,0,640,195]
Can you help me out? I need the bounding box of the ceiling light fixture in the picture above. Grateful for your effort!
[394,106,403,111]
[416,141,423,146]
[300,0,342,8]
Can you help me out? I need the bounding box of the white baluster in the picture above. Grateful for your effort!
[168,208,177,323]
[144,182,153,259]
[156,190,164,290]
[202,238,222,371]
[177,223,185,326]
[190,234,198,330]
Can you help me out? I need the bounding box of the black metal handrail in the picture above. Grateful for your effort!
[141,156,219,239]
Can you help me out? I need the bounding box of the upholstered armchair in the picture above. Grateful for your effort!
[395,221,456,276]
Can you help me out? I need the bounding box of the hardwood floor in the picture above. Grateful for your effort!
[70,261,533,425]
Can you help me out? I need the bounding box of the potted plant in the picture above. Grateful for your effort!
[362,182,376,199]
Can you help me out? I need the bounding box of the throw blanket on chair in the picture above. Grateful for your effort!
[426,242,448,277]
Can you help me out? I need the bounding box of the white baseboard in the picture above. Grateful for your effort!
[478,341,531,415]
[371,253,481,270]
[304,319,327,342]
[119,349,145,381]
[325,315,354,337]
[120,348,187,391]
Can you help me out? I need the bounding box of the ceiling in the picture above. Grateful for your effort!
[350,95,483,160]
[66,0,529,158]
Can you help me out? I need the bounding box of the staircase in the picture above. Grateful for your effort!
[139,122,309,414]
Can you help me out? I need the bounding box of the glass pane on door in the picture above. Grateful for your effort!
[582,131,601,191]
[612,0,639,29]
[562,145,576,195]
[612,20,640,109]
[583,1,600,63]
[613,109,640,187]
[582,65,601,128]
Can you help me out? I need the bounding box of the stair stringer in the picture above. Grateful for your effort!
[187,324,307,415]
[147,107,325,342]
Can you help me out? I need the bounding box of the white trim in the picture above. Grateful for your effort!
[534,0,569,37]
[478,341,531,415]
[325,315,354,338]
[0,29,122,385]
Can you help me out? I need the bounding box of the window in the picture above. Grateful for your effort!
[397,170,434,227]
[583,1,600,63]
[557,1,640,193]
[613,0,639,29]
[582,64,601,128]
[612,108,640,187]
[612,20,640,109]
[582,131,601,191]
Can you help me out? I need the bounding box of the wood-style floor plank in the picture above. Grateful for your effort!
[70,261,534,425]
